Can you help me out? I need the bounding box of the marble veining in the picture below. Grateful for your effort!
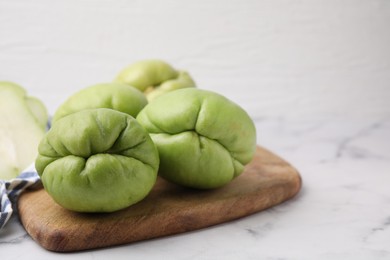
[363,216,390,242]
[333,120,389,161]
[0,233,29,245]
[1,117,389,260]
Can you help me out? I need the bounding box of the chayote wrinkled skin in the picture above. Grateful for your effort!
[136,88,257,189]
[36,108,159,212]
[52,82,147,124]
[115,59,196,101]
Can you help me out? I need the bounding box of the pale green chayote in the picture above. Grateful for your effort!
[52,82,147,124]
[0,81,48,180]
[115,59,196,101]
[136,88,257,189]
[36,108,159,212]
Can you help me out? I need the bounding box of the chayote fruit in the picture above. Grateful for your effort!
[36,108,159,212]
[52,82,147,124]
[136,88,257,189]
[0,81,48,180]
[115,59,196,101]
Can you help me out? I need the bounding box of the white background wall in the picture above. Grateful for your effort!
[1,0,389,121]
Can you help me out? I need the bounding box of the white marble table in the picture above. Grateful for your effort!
[1,116,389,260]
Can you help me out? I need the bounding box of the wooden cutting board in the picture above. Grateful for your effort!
[18,146,302,252]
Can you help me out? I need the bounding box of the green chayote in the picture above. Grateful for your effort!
[136,88,257,189]
[36,108,159,212]
[115,59,196,101]
[52,82,147,124]
[0,81,48,180]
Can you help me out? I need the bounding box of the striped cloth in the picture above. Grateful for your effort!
[0,164,41,230]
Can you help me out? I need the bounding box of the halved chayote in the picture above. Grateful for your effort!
[52,82,147,124]
[115,59,196,101]
[136,88,257,189]
[36,108,159,212]
[0,81,48,180]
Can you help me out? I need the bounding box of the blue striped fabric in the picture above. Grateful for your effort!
[0,164,41,230]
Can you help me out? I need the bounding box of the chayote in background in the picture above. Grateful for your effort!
[115,59,196,101]
[52,82,147,124]
[36,108,159,212]
[137,88,257,189]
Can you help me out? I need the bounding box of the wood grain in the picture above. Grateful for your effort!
[18,146,302,252]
